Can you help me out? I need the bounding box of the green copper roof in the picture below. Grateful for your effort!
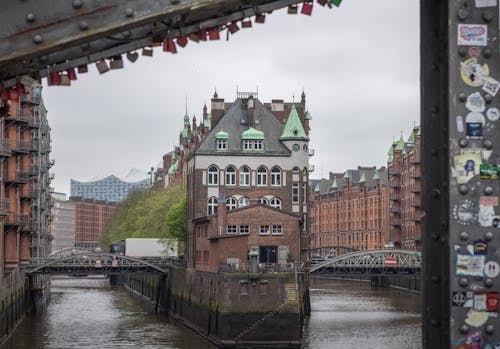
[407,132,415,143]
[241,127,264,140]
[331,176,338,189]
[215,128,229,140]
[416,125,421,136]
[280,104,308,141]
[359,173,366,183]
[305,111,312,120]
[402,148,407,156]
[167,160,178,175]
[203,113,212,130]
[184,112,189,123]
[373,171,380,180]
[387,145,394,156]
[181,112,190,138]
[314,184,320,193]
[343,171,349,179]
[388,155,393,165]
[395,136,405,151]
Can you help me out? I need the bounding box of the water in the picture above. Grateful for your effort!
[3,277,421,349]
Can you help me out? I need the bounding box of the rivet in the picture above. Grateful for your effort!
[32,35,43,44]
[431,232,440,241]
[431,63,438,71]
[457,7,468,20]
[25,13,36,23]
[483,48,492,59]
[73,0,83,9]
[459,324,470,334]
[431,275,440,283]
[431,149,438,156]
[482,10,493,22]
[458,93,467,102]
[459,231,469,241]
[458,47,467,57]
[484,94,493,104]
[485,324,494,334]
[431,319,441,328]
[431,105,439,113]
[459,277,469,287]
[485,231,494,241]
[125,8,134,17]
[458,138,468,148]
[484,186,493,195]
[39,55,48,63]
[79,21,88,31]
[485,278,494,288]
[431,189,440,198]
[458,184,469,194]
[483,139,493,149]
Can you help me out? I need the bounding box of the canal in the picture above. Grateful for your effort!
[2,277,421,349]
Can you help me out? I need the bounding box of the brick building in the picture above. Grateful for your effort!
[50,192,76,251]
[71,197,118,248]
[166,91,313,272]
[309,167,390,254]
[0,82,53,271]
[387,126,422,250]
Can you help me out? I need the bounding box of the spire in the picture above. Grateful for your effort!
[314,184,320,193]
[359,173,366,183]
[214,87,218,98]
[373,170,380,181]
[280,104,308,141]
[331,176,338,189]
[343,171,349,179]
[301,89,306,107]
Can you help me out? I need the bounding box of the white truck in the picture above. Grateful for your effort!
[110,238,178,258]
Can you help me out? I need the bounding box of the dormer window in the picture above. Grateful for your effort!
[216,139,227,151]
[241,127,264,152]
[215,129,229,152]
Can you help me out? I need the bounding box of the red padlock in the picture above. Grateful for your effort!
[177,36,188,48]
[189,32,200,43]
[9,88,19,101]
[0,84,8,101]
[317,0,327,6]
[66,67,77,80]
[487,292,499,312]
[77,65,88,74]
[15,82,25,96]
[255,14,266,23]
[198,28,207,41]
[288,5,298,14]
[228,22,239,34]
[49,71,61,86]
[301,2,313,15]
[163,38,177,54]
[208,28,220,40]
[241,20,252,28]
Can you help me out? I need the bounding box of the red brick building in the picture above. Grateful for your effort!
[164,91,312,272]
[309,167,390,254]
[387,126,422,250]
[71,197,118,248]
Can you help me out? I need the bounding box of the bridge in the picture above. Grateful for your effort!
[310,249,421,276]
[27,253,169,276]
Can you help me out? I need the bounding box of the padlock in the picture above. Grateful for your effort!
[15,82,25,96]
[301,2,313,15]
[8,88,19,101]
[177,36,188,48]
[330,0,342,6]
[96,60,110,74]
[49,71,61,86]
[109,56,124,69]
[228,22,239,34]
[198,28,207,41]
[241,20,252,28]
[0,84,8,101]
[126,51,139,63]
[317,0,327,6]
[66,68,77,80]
[189,32,200,43]
[288,5,298,14]
[208,28,220,40]
[255,14,266,23]
[59,74,71,86]
[77,64,88,74]
[142,47,153,57]
[163,39,177,53]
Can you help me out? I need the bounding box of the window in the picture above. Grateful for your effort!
[208,166,218,185]
[271,167,281,187]
[254,140,263,150]
[240,166,250,186]
[227,225,237,234]
[258,197,269,205]
[240,225,249,235]
[272,225,283,235]
[259,225,270,235]
[226,197,237,211]
[243,140,252,150]
[270,197,282,209]
[257,167,267,187]
[292,183,299,204]
[303,183,307,204]
[216,139,227,151]
[207,197,218,215]
[238,197,249,207]
[226,166,236,186]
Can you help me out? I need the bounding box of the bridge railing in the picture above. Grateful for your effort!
[219,262,303,273]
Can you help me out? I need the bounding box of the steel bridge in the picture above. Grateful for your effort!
[27,253,168,275]
[310,249,421,276]
[48,247,95,259]
[308,245,358,257]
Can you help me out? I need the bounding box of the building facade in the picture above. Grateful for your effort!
[309,167,390,254]
[387,126,422,250]
[173,91,313,272]
[0,82,53,272]
[50,192,76,251]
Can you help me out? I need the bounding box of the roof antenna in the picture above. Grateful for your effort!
[185,93,188,115]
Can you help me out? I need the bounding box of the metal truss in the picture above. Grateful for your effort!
[308,245,358,257]
[27,253,168,275]
[310,249,422,276]
[48,247,95,259]
[0,0,315,85]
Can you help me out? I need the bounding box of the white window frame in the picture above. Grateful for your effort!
[238,197,249,208]
[216,139,227,151]
[259,225,270,235]
[226,197,237,211]
[226,166,236,186]
[270,197,282,209]
[257,167,267,187]
[258,197,269,205]
[240,166,250,186]
[254,140,263,150]
[243,140,252,150]
[207,197,218,215]
[226,225,237,235]
[292,183,299,204]
[272,225,283,235]
[271,167,281,187]
[239,225,250,235]
[208,166,218,186]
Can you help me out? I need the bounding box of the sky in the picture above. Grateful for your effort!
[41,0,420,195]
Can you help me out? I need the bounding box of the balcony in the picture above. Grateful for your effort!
[5,213,29,226]
[410,201,422,208]
[21,186,39,199]
[390,220,401,227]
[29,139,40,152]
[49,159,55,167]
[20,95,41,105]
[0,139,11,157]
[28,114,41,128]
[390,207,401,215]
[11,139,31,153]
[409,158,420,164]
[390,184,401,190]
[5,171,30,184]
[29,165,39,176]
[389,195,400,201]
[388,170,400,176]
[308,149,315,157]
[17,109,32,123]
[410,183,421,193]
[0,199,10,216]
[308,165,315,173]
[21,219,39,233]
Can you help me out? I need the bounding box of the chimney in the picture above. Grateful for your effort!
[247,95,254,126]
[271,99,285,123]
[217,194,227,236]
[211,92,225,128]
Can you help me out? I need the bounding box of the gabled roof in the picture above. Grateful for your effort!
[241,127,264,140]
[215,129,229,140]
[395,136,405,151]
[280,104,308,141]
[305,111,312,120]
[331,176,337,189]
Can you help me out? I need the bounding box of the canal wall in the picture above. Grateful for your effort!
[311,274,421,294]
[123,266,308,348]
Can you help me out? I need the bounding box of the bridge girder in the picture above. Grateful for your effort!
[0,0,314,86]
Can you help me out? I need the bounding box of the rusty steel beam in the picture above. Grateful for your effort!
[0,0,311,85]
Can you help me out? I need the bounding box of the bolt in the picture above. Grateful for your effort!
[458,184,469,195]
[25,13,36,23]
[458,93,467,102]
[79,21,88,31]
[431,275,440,283]
[459,231,468,241]
[457,7,468,20]
[32,35,43,44]
[125,8,134,17]
[485,231,494,241]
[459,324,470,334]
[431,319,441,328]
[80,43,90,51]
[458,48,467,57]
[431,105,439,113]
[39,55,48,63]
[431,189,440,198]
[483,48,492,59]
[431,149,438,156]
[484,186,493,195]
[485,324,494,334]
[485,278,494,288]
[73,0,83,9]
[483,10,493,22]
[431,232,440,241]
[458,138,468,148]
[484,94,493,104]
[483,139,493,149]
[458,277,469,287]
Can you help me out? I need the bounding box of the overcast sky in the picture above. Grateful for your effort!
[42,0,420,195]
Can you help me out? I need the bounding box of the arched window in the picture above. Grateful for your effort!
[226,166,236,186]
[271,166,281,187]
[258,197,269,205]
[207,197,218,215]
[292,166,300,174]
[226,197,237,211]
[257,166,267,187]
[239,166,250,186]
[208,166,218,185]
[238,197,249,208]
[270,197,282,209]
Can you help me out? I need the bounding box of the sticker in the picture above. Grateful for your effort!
[468,47,481,58]
[458,24,488,46]
[456,254,485,277]
[474,292,487,310]
[466,244,475,255]
[465,310,489,327]
[466,92,486,112]
[476,0,497,6]
[454,152,483,183]
[457,115,465,133]
[480,164,499,179]
[487,292,499,312]
[461,147,491,161]
[473,239,488,255]
[465,112,486,139]
[493,344,500,349]
[460,58,490,87]
[464,298,474,308]
[466,330,484,346]
[453,200,478,225]
[485,261,500,278]
[483,77,500,96]
[470,283,486,291]
[480,195,499,206]
[453,291,468,306]
[482,150,493,161]
[486,107,500,121]
[479,205,499,227]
